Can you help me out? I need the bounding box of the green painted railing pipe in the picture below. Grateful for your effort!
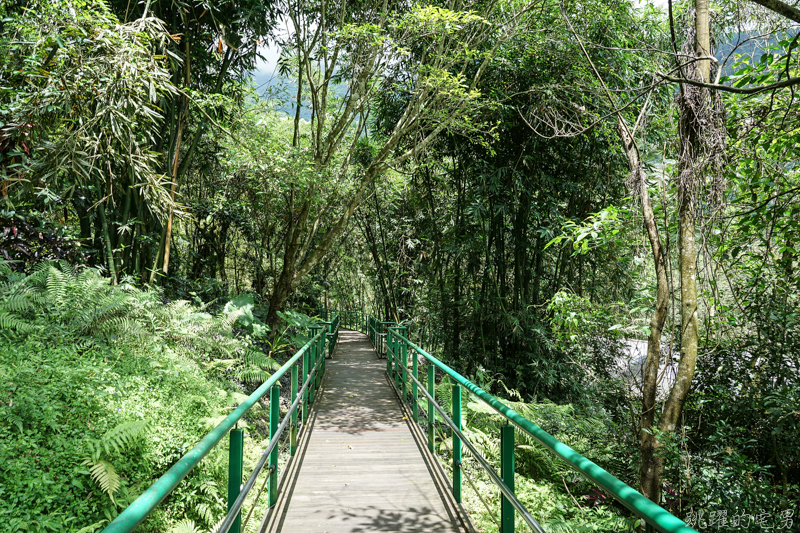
[501,424,515,533]
[302,343,310,423]
[291,364,298,455]
[226,428,243,533]
[452,384,462,504]
[309,326,323,406]
[396,334,697,533]
[427,364,435,453]
[102,329,325,533]
[399,327,408,403]
[268,385,280,507]
[386,327,393,376]
[412,349,419,423]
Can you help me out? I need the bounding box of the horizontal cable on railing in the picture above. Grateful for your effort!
[375,322,696,533]
[324,310,694,533]
[460,459,502,530]
[406,370,547,533]
[102,326,328,533]
[103,312,340,533]
[217,349,325,533]
[240,435,290,533]
[410,373,504,531]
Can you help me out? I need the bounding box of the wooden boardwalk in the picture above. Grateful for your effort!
[259,329,468,533]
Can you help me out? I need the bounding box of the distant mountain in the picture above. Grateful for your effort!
[716,28,799,76]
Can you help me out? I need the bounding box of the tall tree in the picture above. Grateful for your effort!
[261,0,536,330]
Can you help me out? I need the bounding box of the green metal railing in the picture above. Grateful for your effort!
[101,314,339,533]
[367,317,394,357]
[321,313,340,358]
[349,313,697,533]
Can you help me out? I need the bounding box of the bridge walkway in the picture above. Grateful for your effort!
[259,329,469,533]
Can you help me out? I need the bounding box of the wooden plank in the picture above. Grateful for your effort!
[259,329,468,533]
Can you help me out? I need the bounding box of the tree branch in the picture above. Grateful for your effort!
[747,0,800,23]
[656,71,800,94]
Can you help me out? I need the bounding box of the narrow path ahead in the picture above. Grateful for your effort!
[260,329,466,533]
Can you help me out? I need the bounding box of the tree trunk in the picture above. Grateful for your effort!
[161,123,183,277]
[617,116,670,504]
[98,202,118,285]
[652,0,711,486]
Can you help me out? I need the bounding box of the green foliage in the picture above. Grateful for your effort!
[0,0,179,217]
[0,263,277,531]
[82,420,150,504]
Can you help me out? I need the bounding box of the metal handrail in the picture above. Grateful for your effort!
[249,307,694,532]
[103,313,339,533]
[406,369,547,533]
[216,352,324,533]
[378,324,696,533]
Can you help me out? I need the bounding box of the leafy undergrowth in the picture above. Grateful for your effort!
[0,262,280,532]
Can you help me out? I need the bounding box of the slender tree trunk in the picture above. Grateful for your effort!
[695,0,711,82]
[98,202,118,285]
[618,116,669,505]
[653,0,711,483]
[162,123,183,277]
[149,224,166,284]
[292,31,304,148]
[360,214,393,320]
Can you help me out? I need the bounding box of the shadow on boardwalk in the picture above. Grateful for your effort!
[260,329,465,533]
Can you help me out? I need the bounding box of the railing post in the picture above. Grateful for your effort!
[500,424,515,533]
[387,328,394,377]
[399,326,408,403]
[412,347,419,423]
[392,329,400,391]
[227,428,243,533]
[453,384,462,504]
[268,384,280,507]
[308,326,322,405]
[427,364,435,453]
[317,325,325,389]
[327,321,333,358]
[291,363,298,456]
[302,341,311,424]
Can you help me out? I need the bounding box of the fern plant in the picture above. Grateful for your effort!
[232,350,280,384]
[82,420,149,504]
[0,262,141,339]
[169,520,203,533]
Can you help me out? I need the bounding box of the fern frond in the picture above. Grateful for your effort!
[74,338,98,351]
[198,480,219,498]
[0,260,12,278]
[196,501,217,525]
[0,310,33,331]
[1,292,32,313]
[84,458,120,503]
[218,307,245,336]
[1,408,24,432]
[233,367,272,384]
[46,267,67,309]
[209,517,226,533]
[170,519,202,533]
[55,259,77,277]
[100,420,149,455]
[243,351,280,371]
